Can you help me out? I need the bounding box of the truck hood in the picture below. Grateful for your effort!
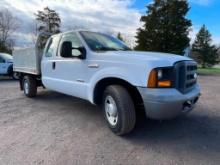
[99,51,192,66]
[6,59,13,63]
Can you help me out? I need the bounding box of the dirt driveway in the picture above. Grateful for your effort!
[0,76,219,165]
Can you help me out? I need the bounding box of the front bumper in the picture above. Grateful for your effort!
[137,85,200,119]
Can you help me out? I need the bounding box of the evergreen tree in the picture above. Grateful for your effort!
[117,32,124,41]
[192,25,219,68]
[135,0,191,55]
[35,7,61,34]
[35,7,61,48]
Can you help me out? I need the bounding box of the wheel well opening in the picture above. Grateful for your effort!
[7,65,13,75]
[93,78,143,107]
[18,74,42,90]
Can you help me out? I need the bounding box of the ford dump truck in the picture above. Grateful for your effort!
[13,31,200,135]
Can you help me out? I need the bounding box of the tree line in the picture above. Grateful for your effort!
[135,0,219,68]
[0,9,19,54]
[0,0,219,68]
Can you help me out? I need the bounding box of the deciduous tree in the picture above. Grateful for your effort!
[0,9,19,53]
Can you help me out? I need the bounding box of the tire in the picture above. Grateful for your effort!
[11,72,19,80]
[102,85,136,135]
[7,65,14,79]
[23,75,37,98]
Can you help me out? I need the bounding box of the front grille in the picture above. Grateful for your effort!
[174,61,197,93]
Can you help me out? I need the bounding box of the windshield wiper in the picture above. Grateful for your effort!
[97,47,130,51]
[97,47,119,51]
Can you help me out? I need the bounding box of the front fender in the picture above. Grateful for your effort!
[87,67,144,103]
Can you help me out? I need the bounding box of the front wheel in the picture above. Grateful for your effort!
[12,72,19,80]
[23,75,37,98]
[102,85,136,135]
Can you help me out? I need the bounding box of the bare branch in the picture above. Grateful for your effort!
[0,9,20,53]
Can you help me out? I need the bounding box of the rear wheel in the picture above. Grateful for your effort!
[23,75,37,98]
[102,85,136,135]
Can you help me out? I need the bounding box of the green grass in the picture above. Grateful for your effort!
[198,67,220,75]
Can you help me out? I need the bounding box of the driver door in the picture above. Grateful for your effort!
[49,32,88,99]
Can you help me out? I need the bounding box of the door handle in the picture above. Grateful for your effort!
[88,64,99,68]
[52,62,56,70]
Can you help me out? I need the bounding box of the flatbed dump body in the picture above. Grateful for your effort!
[13,47,43,75]
[13,33,51,75]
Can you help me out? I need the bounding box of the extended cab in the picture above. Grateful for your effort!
[13,31,200,135]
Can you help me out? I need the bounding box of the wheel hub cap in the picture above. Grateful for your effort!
[24,80,29,94]
[105,96,118,126]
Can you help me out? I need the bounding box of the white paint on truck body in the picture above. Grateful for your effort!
[40,31,192,103]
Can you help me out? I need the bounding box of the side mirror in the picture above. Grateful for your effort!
[75,47,86,59]
[61,41,72,58]
[61,41,86,59]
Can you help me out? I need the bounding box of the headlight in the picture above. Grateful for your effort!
[157,69,163,80]
[147,67,174,88]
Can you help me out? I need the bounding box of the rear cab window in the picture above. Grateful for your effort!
[44,35,60,57]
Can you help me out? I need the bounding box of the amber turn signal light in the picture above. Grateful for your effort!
[148,69,172,88]
[147,69,157,88]
[157,80,171,87]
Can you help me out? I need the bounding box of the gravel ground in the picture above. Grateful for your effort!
[0,76,219,165]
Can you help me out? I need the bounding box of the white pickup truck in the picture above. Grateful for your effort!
[13,31,200,135]
[0,53,17,79]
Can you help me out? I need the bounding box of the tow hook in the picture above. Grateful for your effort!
[183,100,194,113]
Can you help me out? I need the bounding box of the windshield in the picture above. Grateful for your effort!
[80,31,131,51]
[0,53,12,60]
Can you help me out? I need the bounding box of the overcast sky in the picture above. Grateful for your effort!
[0,0,220,48]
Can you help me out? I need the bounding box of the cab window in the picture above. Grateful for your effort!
[45,35,60,57]
[59,33,83,57]
[0,56,5,63]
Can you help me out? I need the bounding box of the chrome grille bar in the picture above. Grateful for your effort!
[175,61,197,93]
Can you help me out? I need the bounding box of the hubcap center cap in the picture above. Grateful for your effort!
[107,104,117,117]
